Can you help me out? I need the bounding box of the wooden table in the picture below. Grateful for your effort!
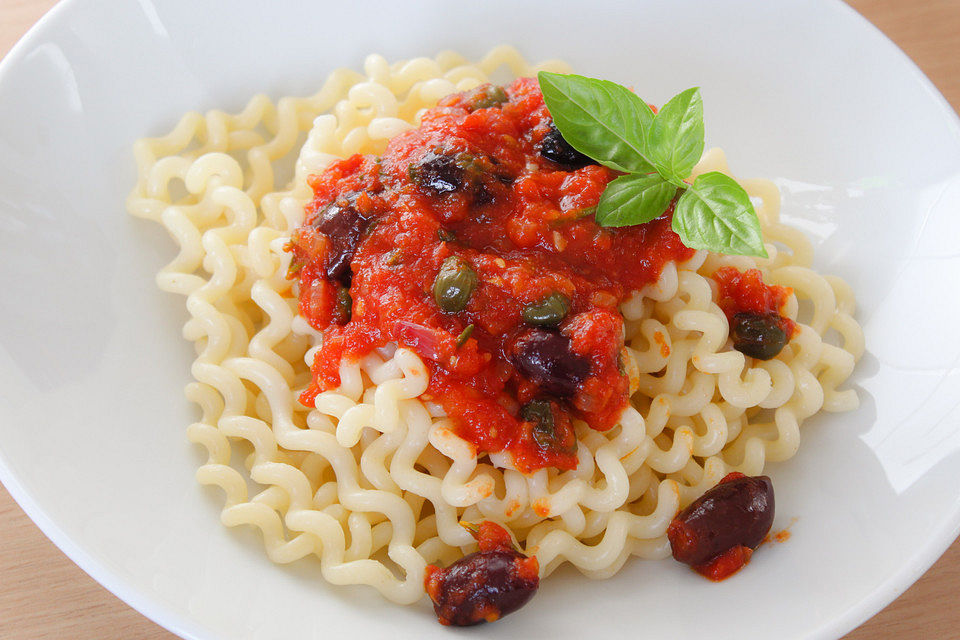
[1,0,958,637]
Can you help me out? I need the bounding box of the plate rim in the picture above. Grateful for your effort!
[0,1,958,639]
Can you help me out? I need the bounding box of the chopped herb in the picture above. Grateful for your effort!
[333,286,352,325]
[455,323,475,348]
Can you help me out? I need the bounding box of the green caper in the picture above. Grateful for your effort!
[437,228,456,243]
[522,292,571,328]
[333,286,352,325]
[520,399,556,449]
[731,312,788,360]
[468,85,508,111]
[433,256,478,313]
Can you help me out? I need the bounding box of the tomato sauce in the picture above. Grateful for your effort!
[712,267,797,338]
[288,77,693,472]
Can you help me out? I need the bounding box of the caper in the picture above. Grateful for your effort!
[520,399,555,449]
[731,312,788,360]
[467,85,509,111]
[437,228,456,243]
[522,292,571,328]
[333,286,352,325]
[433,256,478,313]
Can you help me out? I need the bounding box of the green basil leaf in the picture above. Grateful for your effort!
[648,87,704,184]
[596,173,678,227]
[538,71,656,173]
[672,172,768,257]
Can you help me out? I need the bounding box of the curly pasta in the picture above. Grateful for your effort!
[126,46,862,604]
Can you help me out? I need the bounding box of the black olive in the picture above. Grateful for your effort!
[510,329,590,398]
[409,153,464,196]
[539,123,595,170]
[522,293,571,328]
[472,182,495,206]
[310,195,369,286]
[410,151,510,205]
[731,312,788,360]
[425,549,539,626]
[668,473,775,567]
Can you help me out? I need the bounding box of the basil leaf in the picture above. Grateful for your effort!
[649,87,704,184]
[538,71,656,174]
[596,173,677,227]
[673,172,768,257]
[539,73,763,259]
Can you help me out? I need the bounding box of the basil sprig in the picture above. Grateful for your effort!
[538,72,767,258]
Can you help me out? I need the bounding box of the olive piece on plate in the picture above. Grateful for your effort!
[667,472,775,581]
[424,521,539,626]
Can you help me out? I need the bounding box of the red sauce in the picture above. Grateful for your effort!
[762,518,796,545]
[712,267,797,338]
[288,78,693,472]
[694,544,753,581]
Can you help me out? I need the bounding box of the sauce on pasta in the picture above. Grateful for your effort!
[289,77,693,472]
[713,266,797,338]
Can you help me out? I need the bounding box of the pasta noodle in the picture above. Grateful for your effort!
[126,46,862,605]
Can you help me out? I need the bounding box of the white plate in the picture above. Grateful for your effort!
[1,0,959,638]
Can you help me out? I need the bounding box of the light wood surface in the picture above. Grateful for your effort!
[1,1,958,638]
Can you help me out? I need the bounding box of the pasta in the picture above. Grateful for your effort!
[126,46,862,609]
